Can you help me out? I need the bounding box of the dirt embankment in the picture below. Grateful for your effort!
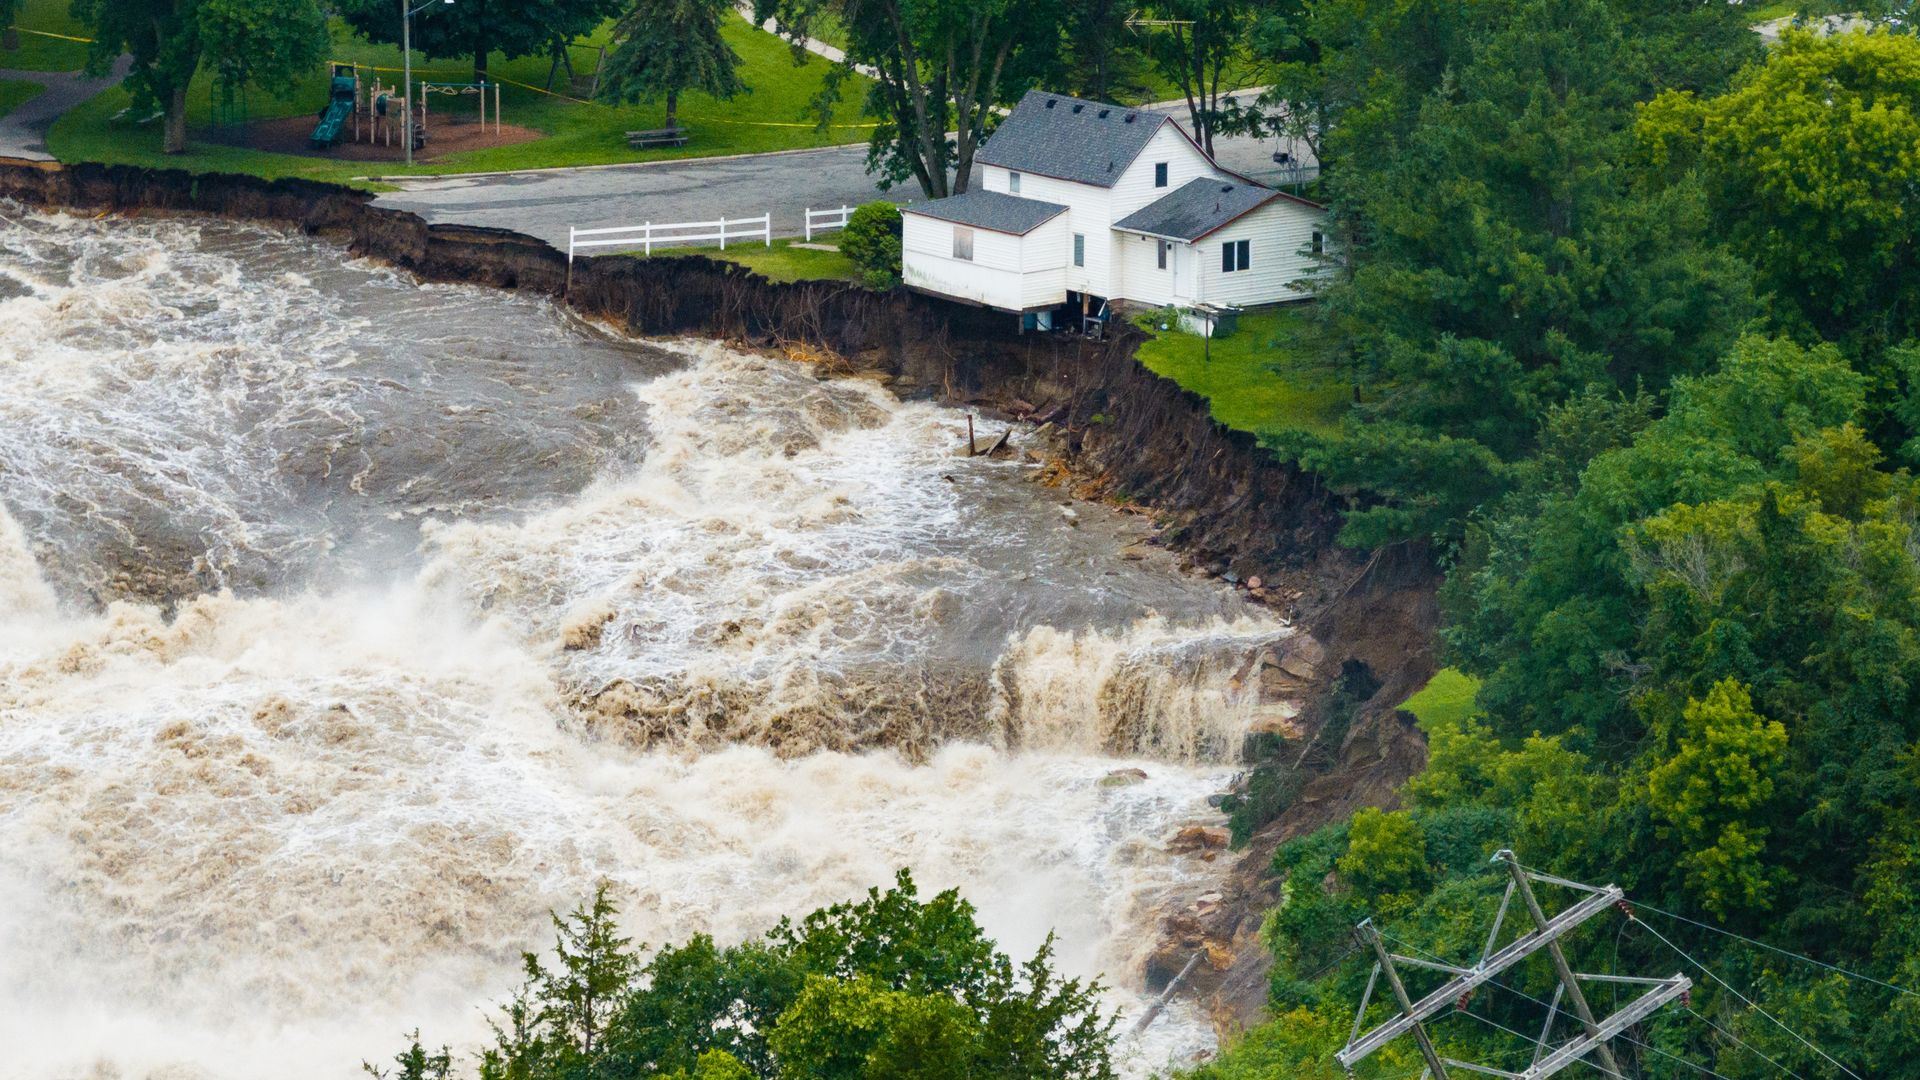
[0,156,1441,1035]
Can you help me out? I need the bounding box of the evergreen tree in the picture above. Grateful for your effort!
[599,0,746,130]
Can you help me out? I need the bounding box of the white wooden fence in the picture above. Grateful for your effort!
[804,205,855,242]
[568,212,772,263]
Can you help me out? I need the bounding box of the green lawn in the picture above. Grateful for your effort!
[0,0,92,72]
[617,238,860,284]
[0,77,42,117]
[1400,668,1483,726]
[46,13,874,185]
[1133,307,1351,438]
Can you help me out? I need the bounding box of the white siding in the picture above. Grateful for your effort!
[1193,200,1329,307]
[1109,123,1220,220]
[1005,172,1111,298]
[1115,232,1180,308]
[901,211,1068,311]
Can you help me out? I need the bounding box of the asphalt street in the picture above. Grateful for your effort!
[370,93,1319,248]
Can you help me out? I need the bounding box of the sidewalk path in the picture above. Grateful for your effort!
[0,57,130,161]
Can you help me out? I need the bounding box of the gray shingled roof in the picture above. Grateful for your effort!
[1113,177,1281,242]
[975,90,1172,188]
[900,189,1069,235]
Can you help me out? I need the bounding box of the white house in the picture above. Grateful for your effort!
[901,90,1329,326]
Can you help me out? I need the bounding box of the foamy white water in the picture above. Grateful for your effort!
[0,208,1285,1078]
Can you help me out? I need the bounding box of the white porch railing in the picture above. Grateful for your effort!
[568,212,773,263]
[804,205,854,242]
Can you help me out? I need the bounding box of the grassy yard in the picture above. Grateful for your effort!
[0,0,92,72]
[1400,668,1483,726]
[1133,307,1351,439]
[623,238,860,283]
[45,12,873,185]
[0,77,42,117]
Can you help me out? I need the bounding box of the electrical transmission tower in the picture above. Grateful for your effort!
[1336,850,1691,1080]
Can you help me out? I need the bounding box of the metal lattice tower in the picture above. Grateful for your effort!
[1336,850,1691,1080]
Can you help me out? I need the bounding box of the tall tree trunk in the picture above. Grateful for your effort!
[163,85,188,154]
[665,89,677,130]
[473,6,490,83]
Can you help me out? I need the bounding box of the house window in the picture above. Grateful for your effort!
[1156,240,1168,270]
[1154,162,1168,188]
[1073,233,1085,267]
[1221,239,1250,273]
[1008,171,1022,193]
[1311,231,1324,255]
[953,226,974,261]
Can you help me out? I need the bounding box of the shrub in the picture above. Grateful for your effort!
[840,201,903,288]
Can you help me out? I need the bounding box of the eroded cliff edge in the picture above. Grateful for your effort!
[0,157,1438,1034]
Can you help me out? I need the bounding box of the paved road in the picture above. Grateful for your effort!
[372,100,1315,250]
[0,58,130,161]
[373,144,918,246]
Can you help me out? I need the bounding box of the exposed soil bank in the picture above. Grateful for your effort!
[0,156,1440,1036]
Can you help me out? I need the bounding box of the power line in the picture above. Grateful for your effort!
[1685,1005,1809,1080]
[1630,916,1863,1080]
[1629,900,1917,1001]
[1383,929,1731,1080]
[1510,862,1916,1002]
[1454,1007,1630,1080]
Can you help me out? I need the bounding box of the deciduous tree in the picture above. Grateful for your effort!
[336,0,620,84]
[73,0,329,154]
[754,0,1062,197]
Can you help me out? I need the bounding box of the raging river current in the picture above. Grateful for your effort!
[0,208,1294,1077]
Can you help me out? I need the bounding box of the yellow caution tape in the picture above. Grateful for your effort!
[3,25,96,43]
[329,58,880,129]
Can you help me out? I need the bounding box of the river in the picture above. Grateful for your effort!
[0,207,1290,1078]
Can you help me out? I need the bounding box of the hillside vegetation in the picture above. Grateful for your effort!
[1190,2,1920,1076]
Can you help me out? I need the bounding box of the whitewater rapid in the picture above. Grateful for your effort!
[0,207,1288,1078]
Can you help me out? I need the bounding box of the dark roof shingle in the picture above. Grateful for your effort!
[900,189,1069,235]
[975,90,1171,188]
[1112,177,1281,242]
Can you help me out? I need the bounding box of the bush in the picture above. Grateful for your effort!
[840,201,902,288]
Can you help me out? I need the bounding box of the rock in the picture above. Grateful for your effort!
[1100,767,1149,787]
[1249,702,1303,738]
[1205,793,1227,808]
[1205,561,1229,578]
[1247,575,1262,590]
[1280,654,1316,679]
[1006,397,1037,416]
[1222,571,1240,585]
[1168,825,1231,852]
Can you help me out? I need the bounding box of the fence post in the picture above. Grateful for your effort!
[720,215,727,251]
[805,208,812,243]
[645,222,652,257]
[764,212,771,247]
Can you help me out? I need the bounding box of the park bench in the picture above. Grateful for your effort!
[626,127,689,149]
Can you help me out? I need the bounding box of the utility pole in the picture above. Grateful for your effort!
[1501,851,1628,1079]
[1359,920,1451,1080]
[402,0,455,167]
[1337,850,1691,1080]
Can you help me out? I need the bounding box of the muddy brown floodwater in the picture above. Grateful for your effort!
[0,206,1295,1078]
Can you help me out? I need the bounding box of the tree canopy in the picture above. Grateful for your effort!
[370,871,1117,1080]
[753,0,1064,197]
[335,0,621,82]
[73,0,329,153]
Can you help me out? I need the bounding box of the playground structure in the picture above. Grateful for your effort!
[307,64,503,154]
